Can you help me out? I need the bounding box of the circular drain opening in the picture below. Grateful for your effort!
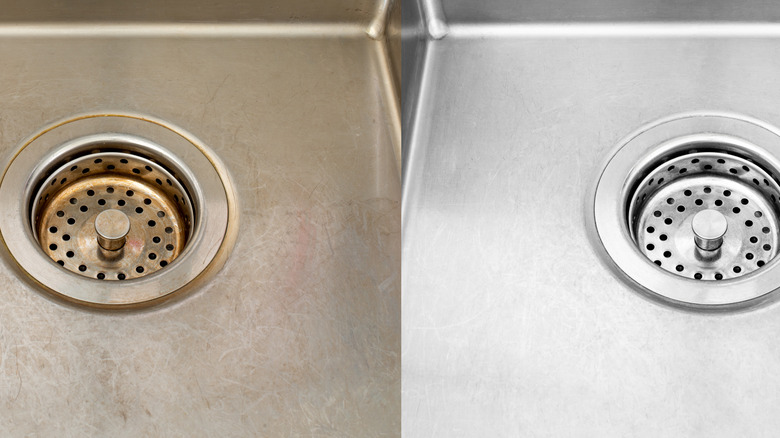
[592,112,780,309]
[630,151,780,281]
[0,113,238,308]
[32,150,193,280]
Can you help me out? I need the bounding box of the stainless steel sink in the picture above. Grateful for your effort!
[403,0,780,435]
[0,1,400,435]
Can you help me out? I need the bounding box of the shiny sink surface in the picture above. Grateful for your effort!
[404,0,780,436]
[0,1,400,435]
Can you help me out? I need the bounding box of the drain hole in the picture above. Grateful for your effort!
[625,148,780,283]
[758,260,766,267]
[56,260,64,266]
[647,226,655,233]
[160,261,168,267]
[715,273,723,280]
[31,150,194,281]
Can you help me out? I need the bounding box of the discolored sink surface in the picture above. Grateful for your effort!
[0,3,400,436]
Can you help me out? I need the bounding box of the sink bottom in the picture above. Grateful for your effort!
[0,29,399,436]
[404,30,780,436]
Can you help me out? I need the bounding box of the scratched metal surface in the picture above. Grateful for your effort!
[0,31,400,436]
[403,27,780,438]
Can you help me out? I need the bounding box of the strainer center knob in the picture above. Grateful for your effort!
[692,209,728,251]
[95,209,131,251]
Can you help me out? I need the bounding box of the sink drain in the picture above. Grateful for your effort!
[591,112,780,309]
[33,151,192,280]
[0,113,238,308]
[630,151,780,281]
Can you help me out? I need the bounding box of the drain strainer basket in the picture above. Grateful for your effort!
[591,112,780,309]
[33,151,192,281]
[0,113,238,309]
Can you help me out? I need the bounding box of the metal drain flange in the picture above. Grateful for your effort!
[0,113,238,309]
[591,112,780,309]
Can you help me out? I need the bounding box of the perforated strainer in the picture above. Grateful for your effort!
[32,152,193,280]
[630,152,780,280]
